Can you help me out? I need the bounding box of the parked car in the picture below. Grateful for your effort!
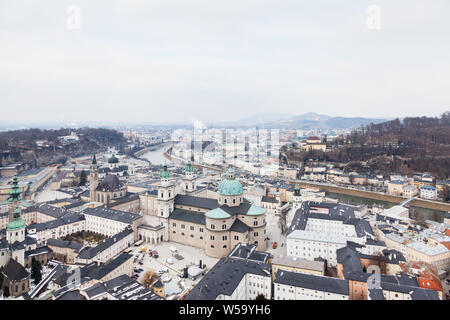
[272,242,278,249]
[138,261,143,266]
[149,250,159,258]
[445,279,450,285]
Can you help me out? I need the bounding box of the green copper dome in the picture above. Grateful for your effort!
[217,166,243,196]
[160,165,170,178]
[205,207,231,219]
[8,217,26,231]
[185,162,194,172]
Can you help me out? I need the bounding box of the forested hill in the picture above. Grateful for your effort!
[338,112,450,178]
[286,112,450,179]
[0,128,127,168]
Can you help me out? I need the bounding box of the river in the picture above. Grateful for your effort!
[326,191,447,222]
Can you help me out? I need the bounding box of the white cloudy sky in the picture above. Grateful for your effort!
[1,0,449,124]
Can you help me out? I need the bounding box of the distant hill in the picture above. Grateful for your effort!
[265,112,387,129]
[212,112,388,129]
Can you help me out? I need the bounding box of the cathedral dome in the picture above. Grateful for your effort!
[217,166,243,196]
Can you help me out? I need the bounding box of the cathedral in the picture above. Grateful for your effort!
[137,163,268,258]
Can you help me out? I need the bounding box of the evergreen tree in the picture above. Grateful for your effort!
[3,285,10,298]
[79,169,87,186]
[255,293,267,300]
[31,258,42,285]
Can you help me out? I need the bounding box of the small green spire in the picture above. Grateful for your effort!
[160,165,170,178]
[186,162,194,173]
[8,175,22,203]
[92,154,97,165]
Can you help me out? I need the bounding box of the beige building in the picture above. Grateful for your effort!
[271,256,325,280]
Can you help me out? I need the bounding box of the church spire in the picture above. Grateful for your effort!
[8,175,22,203]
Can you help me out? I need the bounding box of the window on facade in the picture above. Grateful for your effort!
[199,228,203,232]
[222,235,227,241]
[222,224,226,230]
[181,224,185,229]
[210,236,215,240]
[210,224,215,229]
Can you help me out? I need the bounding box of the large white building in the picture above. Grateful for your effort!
[286,202,384,266]
[420,185,438,200]
[273,269,349,300]
[184,243,272,300]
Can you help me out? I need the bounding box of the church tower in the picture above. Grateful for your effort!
[90,154,99,202]
[157,165,175,218]
[7,175,21,222]
[6,176,26,266]
[183,162,196,194]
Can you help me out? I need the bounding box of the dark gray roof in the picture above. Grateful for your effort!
[93,253,133,280]
[27,213,84,233]
[229,219,250,233]
[105,192,139,208]
[24,245,52,258]
[184,256,270,300]
[56,290,87,300]
[104,274,133,291]
[82,207,141,224]
[287,201,374,237]
[274,269,349,296]
[23,203,72,219]
[83,282,108,298]
[174,194,218,210]
[2,258,30,282]
[368,288,385,300]
[219,203,253,216]
[228,243,270,263]
[261,196,277,203]
[46,238,83,252]
[96,174,125,192]
[77,228,133,260]
[169,209,205,225]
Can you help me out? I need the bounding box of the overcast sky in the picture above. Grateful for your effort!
[1,0,449,125]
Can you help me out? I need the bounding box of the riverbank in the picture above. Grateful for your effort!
[286,179,450,213]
